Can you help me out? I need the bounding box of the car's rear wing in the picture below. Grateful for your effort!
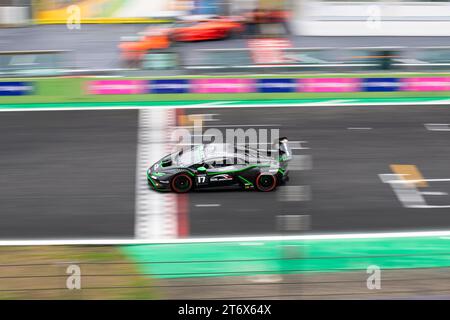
[278,137,292,162]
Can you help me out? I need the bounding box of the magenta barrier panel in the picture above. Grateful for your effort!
[298,78,361,92]
[191,78,255,93]
[87,80,148,95]
[401,77,450,91]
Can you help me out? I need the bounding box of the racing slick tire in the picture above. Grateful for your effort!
[255,173,277,192]
[171,173,193,193]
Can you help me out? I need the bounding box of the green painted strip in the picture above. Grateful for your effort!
[1,97,450,110]
[121,236,450,279]
[238,175,253,186]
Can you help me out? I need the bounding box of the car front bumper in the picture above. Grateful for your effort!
[147,172,171,191]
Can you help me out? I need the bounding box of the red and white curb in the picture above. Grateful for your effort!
[134,108,177,239]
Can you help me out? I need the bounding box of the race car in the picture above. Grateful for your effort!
[147,138,292,193]
[169,16,245,42]
[119,27,172,66]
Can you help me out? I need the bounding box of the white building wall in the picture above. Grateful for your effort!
[292,1,450,36]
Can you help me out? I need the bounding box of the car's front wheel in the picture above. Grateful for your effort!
[255,173,277,192]
[171,173,193,193]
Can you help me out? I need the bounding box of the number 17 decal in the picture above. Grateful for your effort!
[197,175,208,185]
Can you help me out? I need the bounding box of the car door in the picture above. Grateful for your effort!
[205,156,249,188]
[199,157,234,188]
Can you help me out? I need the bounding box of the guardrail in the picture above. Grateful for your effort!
[184,46,450,74]
[0,50,69,77]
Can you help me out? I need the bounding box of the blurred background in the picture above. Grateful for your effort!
[0,0,450,300]
[0,0,450,75]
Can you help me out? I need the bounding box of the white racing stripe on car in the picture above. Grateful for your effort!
[134,108,177,239]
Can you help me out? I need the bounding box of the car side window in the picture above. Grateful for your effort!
[204,157,231,168]
[204,159,219,168]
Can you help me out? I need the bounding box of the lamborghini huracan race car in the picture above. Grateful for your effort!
[147,138,292,193]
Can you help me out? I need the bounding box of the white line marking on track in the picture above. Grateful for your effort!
[195,204,221,207]
[2,230,450,246]
[278,185,311,202]
[289,155,313,171]
[408,205,450,208]
[421,192,448,196]
[277,214,311,232]
[194,102,234,107]
[306,99,356,105]
[347,127,373,130]
[425,123,450,131]
[388,178,450,184]
[248,275,282,283]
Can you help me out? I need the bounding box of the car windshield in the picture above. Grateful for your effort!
[176,145,204,166]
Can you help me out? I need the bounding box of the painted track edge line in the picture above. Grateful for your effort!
[1,99,450,112]
[1,230,450,246]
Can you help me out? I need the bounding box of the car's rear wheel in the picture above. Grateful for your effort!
[255,173,277,192]
[171,173,193,193]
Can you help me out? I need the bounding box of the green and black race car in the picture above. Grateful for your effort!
[147,138,292,193]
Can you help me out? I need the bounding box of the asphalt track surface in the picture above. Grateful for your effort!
[0,110,137,239]
[186,104,450,236]
[0,104,450,239]
[1,24,450,69]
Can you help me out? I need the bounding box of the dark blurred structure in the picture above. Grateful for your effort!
[0,50,67,77]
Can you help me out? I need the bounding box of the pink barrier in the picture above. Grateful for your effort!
[87,80,147,95]
[191,79,255,93]
[299,78,361,93]
[402,77,450,91]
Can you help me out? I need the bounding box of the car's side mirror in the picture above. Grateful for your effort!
[197,166,207,173]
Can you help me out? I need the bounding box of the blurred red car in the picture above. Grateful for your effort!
[169,16,245,42]
[119,27,171,66]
